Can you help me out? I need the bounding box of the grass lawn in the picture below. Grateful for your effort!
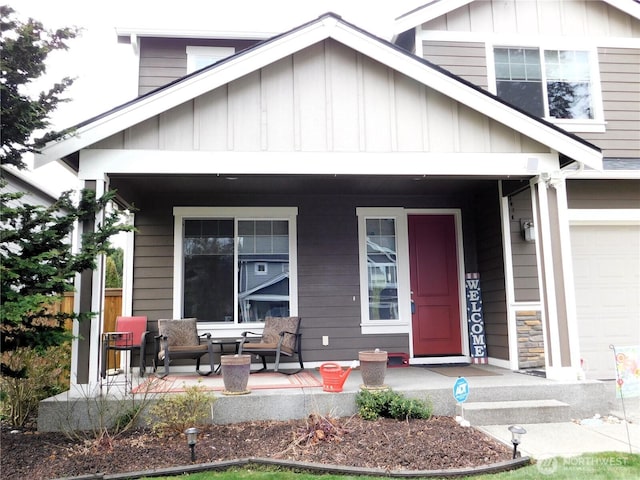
[145,452,640,480]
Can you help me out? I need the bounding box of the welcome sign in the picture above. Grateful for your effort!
[465,273,488,364]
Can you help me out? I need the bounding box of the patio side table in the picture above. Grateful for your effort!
[210,338,242,374]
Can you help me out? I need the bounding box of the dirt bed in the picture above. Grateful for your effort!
[1,416,513,479]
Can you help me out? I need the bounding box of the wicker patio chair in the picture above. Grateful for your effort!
[153,318,215,378]
[238,316,303,373]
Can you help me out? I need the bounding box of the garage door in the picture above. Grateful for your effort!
[571,224,640,380]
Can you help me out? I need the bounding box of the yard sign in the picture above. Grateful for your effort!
[465,273,488,364]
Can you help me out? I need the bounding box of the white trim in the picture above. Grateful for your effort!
[531,178,559,372]
[172,207,298,333]
[409,356,471,365]
[396,0,640,36]
[419,30,640,50]
[554,179,582,371]
[393,0,475,34]
[486,44,605,128]
[121,212,135,317]
[499,182,521,371]
[89,181,107,389]
[356,208,411,336]
[77,150,563,178]
[116,27,274,41]
[564,169,640,180]
[37,15,601,171]
[568,209,640,225]
[487,356,511,370]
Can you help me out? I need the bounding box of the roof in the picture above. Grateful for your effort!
[393,0,640,33]
[35,12,602,170]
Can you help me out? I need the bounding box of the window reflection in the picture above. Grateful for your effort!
[366,219,399,320]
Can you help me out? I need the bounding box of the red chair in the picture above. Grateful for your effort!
[101,316,150,378]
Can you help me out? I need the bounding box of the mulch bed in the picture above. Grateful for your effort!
[1,415,514,479]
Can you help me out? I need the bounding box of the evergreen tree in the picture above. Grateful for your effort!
[0,8,135,377]
[1,5,78,169]
[0,187,133,377]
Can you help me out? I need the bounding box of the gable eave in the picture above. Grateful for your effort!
[392,0,640,34]
[35,11,601,171]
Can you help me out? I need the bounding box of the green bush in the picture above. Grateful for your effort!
[355,388,432,421]
[0,343,71,427]
[146,383,216,437]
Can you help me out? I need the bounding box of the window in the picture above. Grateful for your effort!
[357,208,410,334]
[494,47,597,122]
[174,207,297,328]
[186,46,235,73]
[365,219,399,320]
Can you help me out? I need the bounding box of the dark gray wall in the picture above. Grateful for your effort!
[130,184,508,363]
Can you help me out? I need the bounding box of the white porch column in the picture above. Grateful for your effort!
[530,173,581,380]
[70,179,107,391]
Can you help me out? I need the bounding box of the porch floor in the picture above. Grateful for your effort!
[40,363,636,433]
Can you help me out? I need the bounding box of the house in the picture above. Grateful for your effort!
[34,1,638,390]
[392,0,640,380]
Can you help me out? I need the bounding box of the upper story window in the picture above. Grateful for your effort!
[492,46,602,131]
[186,46,235,73]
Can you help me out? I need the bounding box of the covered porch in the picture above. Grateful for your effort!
[38,363,619,433]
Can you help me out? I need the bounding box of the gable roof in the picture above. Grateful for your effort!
[35,12,601,170]
[393,0,640,33]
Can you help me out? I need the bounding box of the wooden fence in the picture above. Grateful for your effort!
[57,289,123,368]
[57,288,123,332]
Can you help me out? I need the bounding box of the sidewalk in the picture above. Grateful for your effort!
[479,399,640,458]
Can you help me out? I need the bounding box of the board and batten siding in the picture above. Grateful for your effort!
[94,39,550,156]
[419,1,640,161]
[137,37,259,96]
[421,0,640,37]
[508,189,540,302]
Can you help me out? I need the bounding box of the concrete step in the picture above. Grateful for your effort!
[456,399,571,425]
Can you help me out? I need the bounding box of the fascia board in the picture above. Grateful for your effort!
[393,0,640,34]
[115,27,275,40]
[35,17,339,168]
[394,0,474,34]
[329,22,602,170]
[604,0,640,20]
[78,149,560,179]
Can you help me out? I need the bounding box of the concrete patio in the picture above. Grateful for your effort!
[38,364,634,434]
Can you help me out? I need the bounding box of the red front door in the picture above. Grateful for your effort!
[409,215,462,356]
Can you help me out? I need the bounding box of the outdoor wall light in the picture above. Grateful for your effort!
[520,219,536,243]
[508,425,526,458]
[185,427,199,462]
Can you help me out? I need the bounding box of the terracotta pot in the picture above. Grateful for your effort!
[221,354,251,395]
[358,350,388,389]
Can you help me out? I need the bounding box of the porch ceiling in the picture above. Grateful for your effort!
[109,174,524,207]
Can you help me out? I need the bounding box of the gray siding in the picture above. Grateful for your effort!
[422,41,488,90]
[582,48,640,159]
[567,179,640,209]
[473,184,509,361]
[508,189,540,302]
[130,187,503,363]
[137,37,259,95]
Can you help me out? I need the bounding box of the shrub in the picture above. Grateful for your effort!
[355,388,432,421]
[0,343,71,427]
[146,383,215,437]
